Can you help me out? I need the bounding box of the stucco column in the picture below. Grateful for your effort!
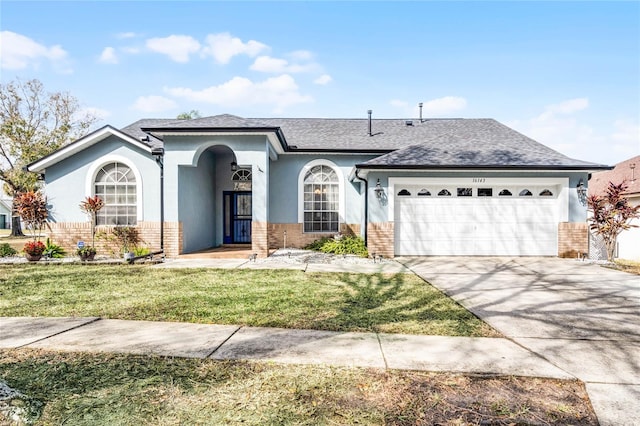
[236,147,269,257]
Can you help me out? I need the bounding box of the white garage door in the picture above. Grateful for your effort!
[394,182,562,256]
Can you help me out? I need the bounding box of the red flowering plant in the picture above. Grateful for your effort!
[24,240,46,256]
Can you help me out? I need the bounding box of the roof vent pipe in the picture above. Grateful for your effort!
[367,109,372,136]
[419,102,423,123]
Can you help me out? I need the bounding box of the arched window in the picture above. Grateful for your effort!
[499,189,513,196]
[519,189,533,196]
[94,162,137,225]
[303,164,339,232]
[232,168,252,191]
[539,189,553,196]
[438,189,452,196]
[397,189,411,196]
[417,189,431,196]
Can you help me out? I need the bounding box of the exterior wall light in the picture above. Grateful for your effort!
[577,179,587,206]
[374,179,385,199]
[231,161,238,171]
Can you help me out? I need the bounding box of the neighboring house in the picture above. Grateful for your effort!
[27,113,610,258]
[0,198,11,230]
[589,155,640,261]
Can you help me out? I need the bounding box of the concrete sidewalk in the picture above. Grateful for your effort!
[0,316,572,379]
[152,257,412,274]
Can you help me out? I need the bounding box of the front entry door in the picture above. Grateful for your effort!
[223,191,252,244]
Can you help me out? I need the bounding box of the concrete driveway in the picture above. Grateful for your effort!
[398,256,640,426]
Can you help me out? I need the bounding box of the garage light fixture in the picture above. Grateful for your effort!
[374,179,385,199]
[577,179,587,206]
[230,161,238,172]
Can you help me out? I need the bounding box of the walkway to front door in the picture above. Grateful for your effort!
[223,191,252,244]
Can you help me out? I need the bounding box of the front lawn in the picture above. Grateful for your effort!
[0,349,596,425]
[0,264,497,337]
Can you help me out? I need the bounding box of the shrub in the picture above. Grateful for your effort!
[98,226,142,256]
[0,243,17,257]
[305,235,368,257]
[44,238,66,258]
[76,246,97,257]
[133,246,150,257]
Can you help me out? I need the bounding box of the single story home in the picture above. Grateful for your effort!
[27,113,610,258]
[0,198,11,230]
[589,155,640,261]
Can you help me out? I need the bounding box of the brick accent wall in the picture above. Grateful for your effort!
[366,222,395,258]
[558,222,588,258]
[48,221,183,258]
[268,223,361,250]
[252,221,269,257]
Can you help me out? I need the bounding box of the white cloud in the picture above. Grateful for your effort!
[314,74,333,85]
[0,31,70,72]
[98,47,118,64]
[122,46,141,55]
[507,97,602,162]
[390,99,408,108]
[131,95,177,113]
[202,32,268,64]
[539,97,589,120]
[77,106,111,121]
[289,50,313,61]
[146,35,201,63]
[250,55,318,73]
[116,32,138,39]
[165,74,312,112]
[611,119,640,158]
[422,96,467,116]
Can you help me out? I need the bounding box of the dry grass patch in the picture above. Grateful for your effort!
[0,349,597,425]
[612,259,640,275]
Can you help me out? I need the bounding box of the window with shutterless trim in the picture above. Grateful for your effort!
[303,165,339,232]
[94,162,137,225]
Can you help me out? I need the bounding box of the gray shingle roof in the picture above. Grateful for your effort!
[148,114,276,129]
[120,118,179,149]
[125,114,609,169]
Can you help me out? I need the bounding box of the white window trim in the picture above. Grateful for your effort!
[85,155,144,222]
[297,159,345,231]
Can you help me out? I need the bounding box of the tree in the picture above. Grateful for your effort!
[0,78,98,236]
[176,110,201,120]
[587,181,640,262]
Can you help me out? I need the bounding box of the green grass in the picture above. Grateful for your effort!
[0,264,496,337]
[0,349,596,426]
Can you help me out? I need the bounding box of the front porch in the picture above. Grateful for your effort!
[178,245,257,259]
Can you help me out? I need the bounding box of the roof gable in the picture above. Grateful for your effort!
[27,125,153,173]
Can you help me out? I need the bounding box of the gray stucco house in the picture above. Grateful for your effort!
[27,113,609,258]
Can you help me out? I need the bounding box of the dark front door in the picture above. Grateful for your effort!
[223,191,252,244]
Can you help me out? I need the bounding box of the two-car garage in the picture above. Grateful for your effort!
[391,178,568,256]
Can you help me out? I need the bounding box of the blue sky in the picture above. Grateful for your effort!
[1,1,639,166]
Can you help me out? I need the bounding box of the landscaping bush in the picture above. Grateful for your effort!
[133,246,150,257]
[44,238,66,258]
[305,235,368,257]
[0,242,17,257]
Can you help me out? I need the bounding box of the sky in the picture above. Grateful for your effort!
[1,1,639,166]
